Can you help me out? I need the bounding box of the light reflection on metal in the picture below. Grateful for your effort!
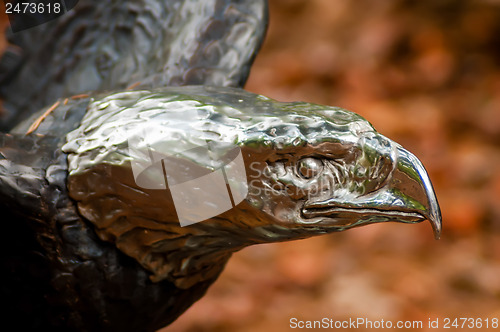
[62,85,442,287]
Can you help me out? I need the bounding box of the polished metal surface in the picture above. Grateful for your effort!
[62,86,441,288]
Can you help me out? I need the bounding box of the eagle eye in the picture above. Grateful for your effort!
[297,157,323,179]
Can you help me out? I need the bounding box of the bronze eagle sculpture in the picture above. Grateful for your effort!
[0,0,441,330]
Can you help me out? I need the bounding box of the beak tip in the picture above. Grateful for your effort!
[428,199,442,240]
[430,210,442,240]
[431,218,442,240]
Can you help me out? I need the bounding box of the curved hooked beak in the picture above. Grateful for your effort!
[302,144,442,239]
[390,146,442,239]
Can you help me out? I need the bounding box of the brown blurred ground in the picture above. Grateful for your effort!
[166,1,500,331]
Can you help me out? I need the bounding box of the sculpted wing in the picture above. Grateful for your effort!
[0,0,268,130]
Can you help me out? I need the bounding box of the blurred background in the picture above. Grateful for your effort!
[167,0,500,331]
[1,0,500,331]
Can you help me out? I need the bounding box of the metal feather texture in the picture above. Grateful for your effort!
[47,86,439,289]
[0,0,268,130]
[1,99,219,331]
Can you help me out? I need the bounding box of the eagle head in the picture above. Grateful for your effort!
[63,86,441,289]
